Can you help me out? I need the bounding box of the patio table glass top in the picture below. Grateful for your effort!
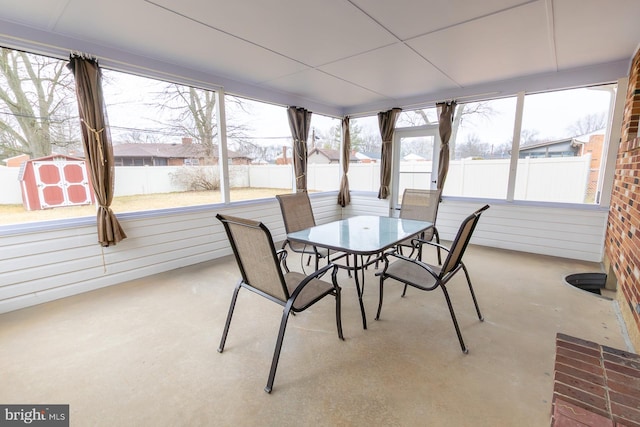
[286,215,433,255]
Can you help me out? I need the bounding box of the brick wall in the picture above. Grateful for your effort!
[605,47,640,349]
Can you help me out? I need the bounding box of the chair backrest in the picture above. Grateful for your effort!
[440,205,490,276]
[216,214,289,303]
[276,192,318,253]
[276,192,316,233]
[399,188,442,240]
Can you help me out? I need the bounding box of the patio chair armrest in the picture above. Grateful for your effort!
[412,238,450,253]
[289,263,340,300]
[302,261,335,282]
[276,248,288,262]
[384,251,440,280]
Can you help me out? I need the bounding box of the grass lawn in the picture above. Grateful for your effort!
[0,188,286,226]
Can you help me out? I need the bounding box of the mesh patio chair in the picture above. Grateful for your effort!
[375,204,489,353]
[216,213,344,393]
[397,188,442,265]
[276,192,328,270]
[276,192,349,273]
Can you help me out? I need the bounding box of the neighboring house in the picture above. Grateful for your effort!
[3,154,30,167]
[403,153,427,162]
[518,130,605,202]
[308,148,358,164]
[275,146,292,165]
[518,137,580,158]
[112,138,251,166]
[355,152,380,163]
[518,130,605,161]
[573,131,606,200]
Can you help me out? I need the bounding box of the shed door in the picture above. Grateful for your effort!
[33,161,93,208]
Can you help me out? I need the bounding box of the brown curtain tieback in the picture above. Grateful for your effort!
[81,119,106,166]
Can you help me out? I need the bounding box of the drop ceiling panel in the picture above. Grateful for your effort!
[553,0,640,70]
[0,0,68,29]
[54,0,308,83]
[147,0,398,67]
[0,0,636,114]
[407,1,554,87]
[320,43,457,98]
[352,0,533,40]
[265,69,388,108]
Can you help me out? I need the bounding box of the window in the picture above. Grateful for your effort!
[445,97,517,199]
[348,115,382,192]
[0,47,85,226]
[103,69,222,210]
[516,85,615,203]
[223,95,291,201]
[307,113,342,192]
[0,44,620,229]
[391,126,439,208]
[391,107,440,206]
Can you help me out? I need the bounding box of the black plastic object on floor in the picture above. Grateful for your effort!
[565,273,607,295]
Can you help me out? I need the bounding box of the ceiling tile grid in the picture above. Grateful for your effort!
[0,0,638,114]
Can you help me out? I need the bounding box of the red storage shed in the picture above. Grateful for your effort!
[18,154,95,211]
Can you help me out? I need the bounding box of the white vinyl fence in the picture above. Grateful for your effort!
[0,156,592,205]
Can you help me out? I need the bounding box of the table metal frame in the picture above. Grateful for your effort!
[287,215,433,329]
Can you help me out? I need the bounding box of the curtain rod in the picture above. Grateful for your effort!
[70,51,97,61]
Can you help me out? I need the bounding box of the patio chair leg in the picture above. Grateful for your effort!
[375,277,384,320]
[401,284,408,297]
[462,264,483,321]
[265,304,292,393]
[218,281,242,353]
[330,267,345,340]
[434,229,442,265]
[440,285,468,354]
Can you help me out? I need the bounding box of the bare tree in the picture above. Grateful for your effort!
[0,48,79,159]
[396,109,437,127]
[519,128,541,145]
[456,134,491,158]
[567,112,607,136]
[119,128,161,144]
[155,84,217,157]
[153,86,252,161]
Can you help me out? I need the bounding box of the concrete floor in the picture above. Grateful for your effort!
[0,245,632,426]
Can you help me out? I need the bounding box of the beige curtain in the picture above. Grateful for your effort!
[337,116,351,207]
[68,55,126,247]
[287,106,312,192]
[377,108,402,199]
[436,101,456,191]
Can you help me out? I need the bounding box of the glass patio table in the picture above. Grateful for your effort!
[287,215,433,329]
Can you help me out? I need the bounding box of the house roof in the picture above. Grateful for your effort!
[112,143,249,160]
[309,148,358,162]
[519,138,574,151]
[573,129,607,144]
[361,152,381,160]
[403,153,426,161]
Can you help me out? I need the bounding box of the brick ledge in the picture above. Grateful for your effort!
[551,333,640,426]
